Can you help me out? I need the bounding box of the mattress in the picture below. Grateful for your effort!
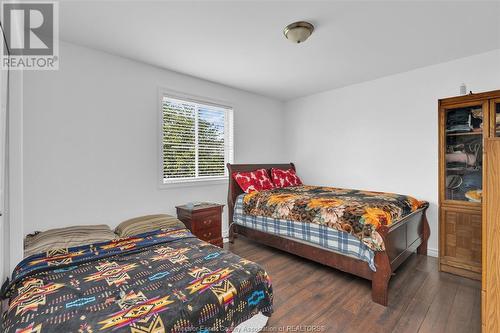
[1,228,273,332]
[239,185,428,251]
[234,193,376,271]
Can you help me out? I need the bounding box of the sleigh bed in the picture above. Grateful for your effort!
[226,163,430,306]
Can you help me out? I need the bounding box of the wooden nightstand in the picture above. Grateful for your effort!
[176,203,224,248]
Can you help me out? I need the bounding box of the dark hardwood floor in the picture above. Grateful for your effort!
[225,237,481,333]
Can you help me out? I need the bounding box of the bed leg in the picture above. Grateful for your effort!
[372,251,391,306]
[417,239,428,256]
[229,223,237,244]
[417,211,430,256]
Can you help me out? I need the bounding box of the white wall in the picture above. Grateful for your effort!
[1,22,26,276]
[0,62,6,281]
[22,42,285,239]
[7,69,24,273]
[6,69,24,273]
[285,49,500,256]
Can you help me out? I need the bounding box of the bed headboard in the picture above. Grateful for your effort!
[226,162,296,226]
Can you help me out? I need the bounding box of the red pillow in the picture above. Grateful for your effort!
[271,168,303,188]
[233,169,275,193]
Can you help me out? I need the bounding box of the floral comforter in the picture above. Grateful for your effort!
[242,185,428,251]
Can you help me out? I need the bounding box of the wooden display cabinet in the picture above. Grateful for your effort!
[438,90,500,281]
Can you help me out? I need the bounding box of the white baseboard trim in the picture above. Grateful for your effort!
[427,247,438,258]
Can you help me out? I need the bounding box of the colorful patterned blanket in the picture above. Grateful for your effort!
[242,185,428,251]
[1,228,273,333]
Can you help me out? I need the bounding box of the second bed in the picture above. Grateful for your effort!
[227,163,430,306]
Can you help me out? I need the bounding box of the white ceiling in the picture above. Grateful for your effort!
[59,1,500,101]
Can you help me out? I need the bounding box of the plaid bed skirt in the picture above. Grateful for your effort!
[233,194,376,271]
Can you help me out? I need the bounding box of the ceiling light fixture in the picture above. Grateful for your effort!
[283,21,314,43]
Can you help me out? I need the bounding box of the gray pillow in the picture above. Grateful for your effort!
[115,214,186,237]
[24,224,118,258]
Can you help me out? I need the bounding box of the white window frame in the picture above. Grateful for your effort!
[158,88,234,188]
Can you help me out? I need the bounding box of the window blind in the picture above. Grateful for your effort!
[162,96,233,183]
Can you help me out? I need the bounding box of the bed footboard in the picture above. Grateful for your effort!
[371,207,430,306]
[380,208,430,271]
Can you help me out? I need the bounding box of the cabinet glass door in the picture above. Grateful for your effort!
[444,104,483,202]
[493,99,500,137]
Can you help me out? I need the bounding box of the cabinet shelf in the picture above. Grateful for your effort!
[446,167,482,172]
[446,131,482,137]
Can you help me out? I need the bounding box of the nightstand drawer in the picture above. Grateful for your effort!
[192,214,221,232]
[197,229,221,242]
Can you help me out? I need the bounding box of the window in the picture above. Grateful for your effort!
[161,94,233,184]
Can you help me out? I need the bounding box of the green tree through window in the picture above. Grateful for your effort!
[162,96,233,182]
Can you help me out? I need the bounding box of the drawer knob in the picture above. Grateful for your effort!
[203,232,212,238]
[203,219,212,225]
